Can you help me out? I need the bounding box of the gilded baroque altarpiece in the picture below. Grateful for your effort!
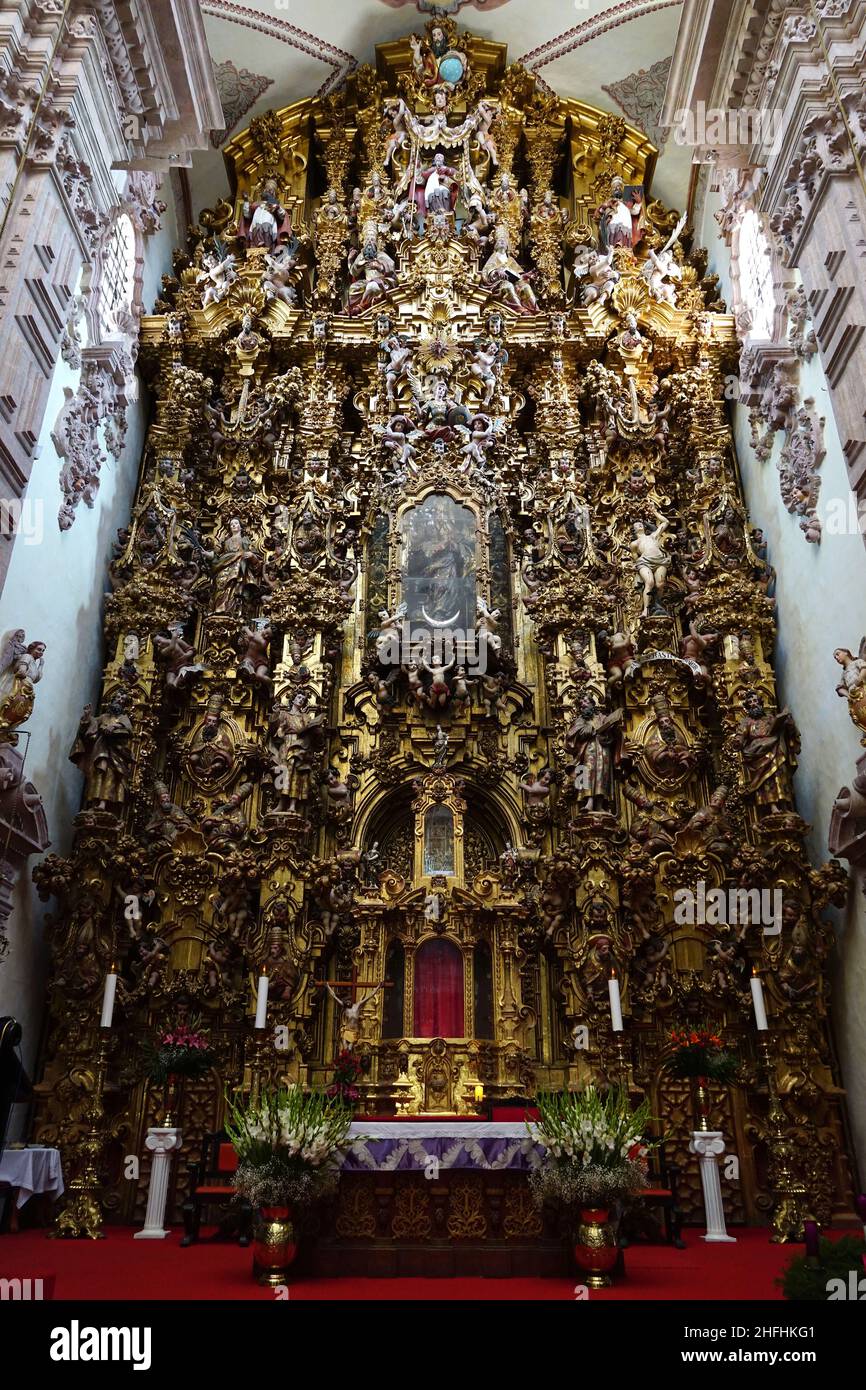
[29,20,855,1238]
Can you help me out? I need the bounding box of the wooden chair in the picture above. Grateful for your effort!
[181,1131,252,1248]
[620,1142,685,1249]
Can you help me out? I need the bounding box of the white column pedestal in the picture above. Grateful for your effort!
[689,1130,736,1243]
[134,1127,182,1240]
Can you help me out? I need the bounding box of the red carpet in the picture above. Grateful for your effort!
[1,1225,843,1300]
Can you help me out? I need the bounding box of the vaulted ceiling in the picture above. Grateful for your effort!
[189,0,692,217]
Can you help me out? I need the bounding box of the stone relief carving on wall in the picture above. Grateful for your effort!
[51,171,165,529]
[718,172,824,544]
[601,57,673,150]
[212,61,275,146]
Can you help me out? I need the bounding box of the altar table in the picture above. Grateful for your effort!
[313,1125,565,1277]
[0,1146,64,1232]
[0,1146,64,1208]
[343,1120,544,1173]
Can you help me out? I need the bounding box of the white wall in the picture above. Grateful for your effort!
[0,179,180,1108]
[700,184,866,1184]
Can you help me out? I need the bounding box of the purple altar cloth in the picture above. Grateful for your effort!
[342,1121,545,1173]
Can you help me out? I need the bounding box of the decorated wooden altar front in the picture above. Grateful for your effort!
[28,12,856,1249]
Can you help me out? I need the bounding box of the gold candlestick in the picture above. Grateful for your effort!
[758,1032,808,1243]
[53,1028,112,1240]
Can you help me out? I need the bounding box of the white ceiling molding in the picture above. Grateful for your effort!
[517,0,683,71]
[201,1,357,97]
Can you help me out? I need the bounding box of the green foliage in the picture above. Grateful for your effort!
[778,1236,866,1301]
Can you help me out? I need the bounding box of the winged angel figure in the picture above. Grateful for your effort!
[641,213,687,306]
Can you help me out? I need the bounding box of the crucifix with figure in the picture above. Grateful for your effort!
[314,965,392,1048]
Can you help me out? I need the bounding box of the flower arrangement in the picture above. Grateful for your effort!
[327,1048,363,1104]
[225,1084,354,1209]
[142,1021,215,1084]
[528,1086,656,1210]
[664,1027,738,1083]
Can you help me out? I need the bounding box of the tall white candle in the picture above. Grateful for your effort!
[254,971,269,1030]
[100,970,118,1029]
[608,970,623,1032]
[750,971,769,1031]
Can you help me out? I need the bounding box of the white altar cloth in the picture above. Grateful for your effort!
[0,1146,65,1207]
[348,1122,528,1139]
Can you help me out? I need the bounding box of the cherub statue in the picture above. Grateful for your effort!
[311,862,356,939]
[374,602,407,667]
[418,653,455,709]
[153,623,203,693]
[600,629,635,691]
[476,596,502,657]
[573,245,619,306]
[323,766,353,832]
[134,934,169,994]
[451,665,471,710]
[261,241,301,308]
[382,97,411,167]
[632,931,671,993]
[679,620,720,685]
[521,766,552,810]
[459,414,500,470]
[471,99,500,166]
[374,415,422,472]
[197,250,237,308]
[641,215,686,305]
[467,338,504,407]
[540,876,569,939]
[237,620,273,692]
[480,670,506,717]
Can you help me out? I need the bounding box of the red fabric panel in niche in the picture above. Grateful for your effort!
[414,938,464,1038]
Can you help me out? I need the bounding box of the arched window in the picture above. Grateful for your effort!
[414,938,464,1038]
[98,213,137,337]
[737,208,775,340]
